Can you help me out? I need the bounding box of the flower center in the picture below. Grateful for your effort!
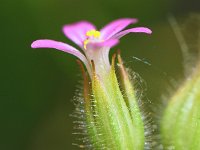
[86,29,101,38]
[84,30,101,49]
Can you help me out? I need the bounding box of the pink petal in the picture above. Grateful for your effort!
[100,18,138,40]
[88,39,119,49]
[112,27,152,39]
[31,39,88,64]
[62,21,96,48]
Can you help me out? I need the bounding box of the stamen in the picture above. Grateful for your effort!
[93,31,100,38]
[84,30,101,49]
[86,30,96,37]
[86,30,101,38]
[84,39,89,49]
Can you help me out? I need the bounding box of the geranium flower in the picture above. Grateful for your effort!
[31,18,153,149]
[31,18,151,77]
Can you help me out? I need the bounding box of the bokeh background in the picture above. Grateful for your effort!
[1,0,199,149]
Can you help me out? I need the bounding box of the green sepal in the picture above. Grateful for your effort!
[81,55,145,149]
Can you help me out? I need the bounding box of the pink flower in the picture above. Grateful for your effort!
[31,18,152,77]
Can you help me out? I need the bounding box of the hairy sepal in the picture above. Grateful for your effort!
[82,55,145,149]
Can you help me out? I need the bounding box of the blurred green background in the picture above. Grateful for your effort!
[0,0,199,149]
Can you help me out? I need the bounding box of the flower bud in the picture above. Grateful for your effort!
[161,64,200,149]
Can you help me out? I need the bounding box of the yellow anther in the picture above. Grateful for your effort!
[86,30,96,37]
[86,30,101,38]
[84,30,101,49]
[93,31,101,38]
[84,39,89,49]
